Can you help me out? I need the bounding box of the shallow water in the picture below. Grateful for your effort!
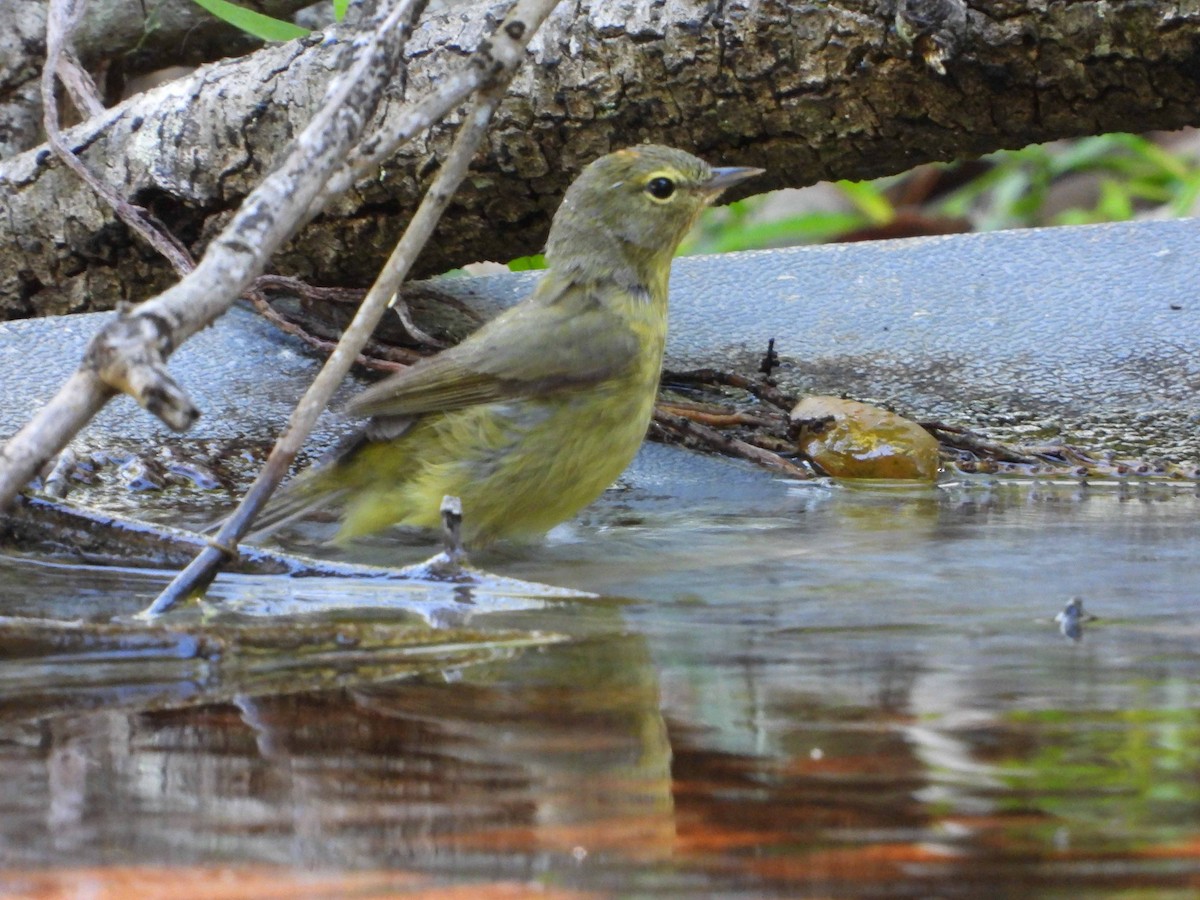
[2,446,1199,897]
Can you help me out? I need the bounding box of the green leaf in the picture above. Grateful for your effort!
[982,168,1034,229]
[1049,134,1126,175]
[1124,134,1191,180]
[1095,179,1134,220]
[333,0,351,20]
[835,179,895,225]
[1169,173,1200,217]
[190,0,309,41]
[1053,208,1094,227]
[507,254,546,272]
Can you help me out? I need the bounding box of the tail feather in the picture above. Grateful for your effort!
[248,467,349,537]
[215,424,399,539]
[241,425,378,538]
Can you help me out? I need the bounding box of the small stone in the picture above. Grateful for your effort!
[789,396,940,481]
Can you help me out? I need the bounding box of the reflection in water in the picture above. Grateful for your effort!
[2,464,1200,895]
[1054,596,1096,641]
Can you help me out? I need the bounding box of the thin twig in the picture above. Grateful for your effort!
[663,368,799,412]
[921,421,1046,465]
[56,46,106,119]
[147,90,506,611]
[42,0,195,277]
[145,0,556,612]
[246,288,419,371]
[651,409,813,479]
[249,276,430,365]
[392,294,448,348]
[307,11,545,221]
[253,274,366,307]
[251,276,462,357]
[656,401,780,429]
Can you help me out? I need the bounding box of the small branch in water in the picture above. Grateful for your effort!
[651,409,812,479]
[663,368,798,413]
[246,288,418,373]
[924,420,1200,480]
[0,494,385,577]
[656,401,781,430]
[252,275,365,308]
[920,421,1046,465]
[248,277,487,369]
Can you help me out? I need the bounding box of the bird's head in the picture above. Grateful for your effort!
[546,145,763,292]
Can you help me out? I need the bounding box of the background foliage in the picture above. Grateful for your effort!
[684,132,1200,256]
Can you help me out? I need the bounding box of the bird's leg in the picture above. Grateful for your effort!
[440,494,465,566]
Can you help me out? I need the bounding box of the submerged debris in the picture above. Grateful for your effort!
[0,495,596,604]
[659,368,1200,485]
[1054,596,1098,642]
[927,423,1200,482]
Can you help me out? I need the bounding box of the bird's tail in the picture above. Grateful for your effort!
[211,431,371,539]
[200,466,347,540]
[246,466,350,537]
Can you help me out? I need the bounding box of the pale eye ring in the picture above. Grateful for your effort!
[645,177,676,200]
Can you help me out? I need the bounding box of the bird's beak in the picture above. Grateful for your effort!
[703,166,765,196]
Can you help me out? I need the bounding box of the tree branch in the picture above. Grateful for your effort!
[42,0,197,279]
[5,0,1200,317]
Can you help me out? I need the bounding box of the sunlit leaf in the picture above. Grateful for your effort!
[190,0,309,41]
[684,210,869,254]
[726,211,867,250]
[1125,134,1192,180]
[1096,179,1134,220]
[836,179,895,224]
[1169,174,1200,216]
[507,254,546,271]
[1053,208,1094,226]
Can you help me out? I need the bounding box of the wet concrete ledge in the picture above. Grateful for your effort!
[2,217,1198,460]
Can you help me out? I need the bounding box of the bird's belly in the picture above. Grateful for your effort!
[342,380,655,542]
[450,387,653,539]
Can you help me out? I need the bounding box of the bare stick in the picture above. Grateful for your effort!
[145,77,539,614]
[42,0,195,277]
[56,46,105,120]
[305,6,547,222]
[146,87,507,613]
[652,410,813,480]
[246,289,418,371]
[663,368,799,413]
[656,401,781,429]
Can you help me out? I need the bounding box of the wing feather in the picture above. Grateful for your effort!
[346,277,640,419]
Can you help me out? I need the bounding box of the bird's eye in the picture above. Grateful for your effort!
[645,177,676,200]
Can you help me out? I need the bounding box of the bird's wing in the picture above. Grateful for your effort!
[346,277,641,419]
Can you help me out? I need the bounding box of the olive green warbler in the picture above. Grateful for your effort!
[260,145,762,544]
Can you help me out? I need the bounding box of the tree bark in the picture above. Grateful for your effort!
[0,0,320,160]
[3,0,1200,318]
